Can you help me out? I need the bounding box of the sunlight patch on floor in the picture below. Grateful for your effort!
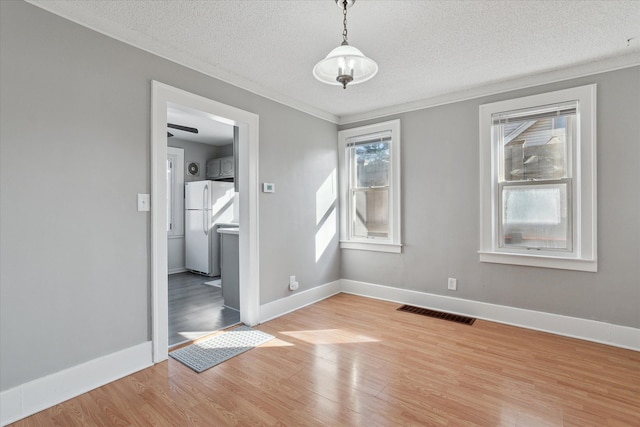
[257,338,295,348]
[281,329,379,345]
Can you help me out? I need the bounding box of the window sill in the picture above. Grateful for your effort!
[340,241,402,253]
[478,251,597,272]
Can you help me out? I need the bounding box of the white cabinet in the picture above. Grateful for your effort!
[206,156,234,180]
[206,158,221,178]
[219,157,234,178]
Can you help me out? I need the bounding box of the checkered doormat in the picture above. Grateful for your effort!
[169,325,274,373]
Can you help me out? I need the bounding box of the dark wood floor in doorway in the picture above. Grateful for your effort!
[169,272,240,346]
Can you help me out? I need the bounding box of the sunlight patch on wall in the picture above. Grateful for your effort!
[315,169,337,262]
[315,208,336,262]
[316,169,337,224]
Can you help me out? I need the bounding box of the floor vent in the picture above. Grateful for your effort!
[397,305,476,325]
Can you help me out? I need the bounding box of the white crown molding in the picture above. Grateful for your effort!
[341,279,640,352]
[0,342,152,426]
[338,53,640,125]
[24,0,340,125]
[25,1,640,127]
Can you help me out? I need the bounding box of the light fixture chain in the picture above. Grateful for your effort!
[313,0,377,89]
[342,0,348,45]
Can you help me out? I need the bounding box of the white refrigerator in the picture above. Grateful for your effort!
[185,180,238,276]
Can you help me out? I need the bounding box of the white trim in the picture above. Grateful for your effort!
[259,280,342,324]
[23,1,339,125]
[0,342,152,426]
[168,267,188,275]
[340,241,402,253]
[3,281,637,425]
[151,81,260,363]
[17,1,640,125]
[166,146,184,237]
[0,388,20,427]
[479,84,597,272]
[338,120,402,251]
[478,251,597,272]
[340,279,640,352]
[339,54,640,124]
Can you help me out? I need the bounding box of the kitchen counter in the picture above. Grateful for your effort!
[217,227,239,311]
[217,227,239,235]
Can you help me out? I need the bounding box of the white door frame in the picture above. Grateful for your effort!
[151,81,260,362]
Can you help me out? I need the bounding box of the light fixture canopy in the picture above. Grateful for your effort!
[313,0,378,89]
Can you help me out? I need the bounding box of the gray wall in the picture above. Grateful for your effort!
[0,1,339,391]
[168,237,186,273]
[217,143,234,158]
[340,66,640,329]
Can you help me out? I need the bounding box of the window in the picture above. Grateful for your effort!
[338,119,401,253]
[167,147,184,237]
[479,85,597,271]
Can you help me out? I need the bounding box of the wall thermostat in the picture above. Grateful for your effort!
[262,183,275,193]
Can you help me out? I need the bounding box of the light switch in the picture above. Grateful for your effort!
[137,193,150,212]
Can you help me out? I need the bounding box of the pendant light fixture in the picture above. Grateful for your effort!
[313,0,378,89]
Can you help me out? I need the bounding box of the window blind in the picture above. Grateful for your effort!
[346,130,392,147]
[492,102,577,125]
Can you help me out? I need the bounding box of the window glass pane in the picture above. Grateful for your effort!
[340,120,400,247]
[352,141,390,188]
[500,183,570,250]
[495,109,574,182]
[352,188,389,238]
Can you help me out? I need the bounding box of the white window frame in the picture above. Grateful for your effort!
[167,146,184,237]
[338,119,402,253]
[479,84,597,272]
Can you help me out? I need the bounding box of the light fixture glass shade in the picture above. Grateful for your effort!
[313,44,378,87]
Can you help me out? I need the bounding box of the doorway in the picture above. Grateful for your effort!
[165,103,240,347]
[151,81,260,362]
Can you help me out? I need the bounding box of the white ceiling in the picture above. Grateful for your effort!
[28,0,640,124]
[167,102,234,145]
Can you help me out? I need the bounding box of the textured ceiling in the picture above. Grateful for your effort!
[27,0,640,123]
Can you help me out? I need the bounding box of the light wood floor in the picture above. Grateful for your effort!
[12,294,640,426]
[169,272,240,346]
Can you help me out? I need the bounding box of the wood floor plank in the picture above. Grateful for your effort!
[168,272,240,346]
[10,293,640,426]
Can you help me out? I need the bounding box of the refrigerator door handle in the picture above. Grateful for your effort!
[203,186,209,236]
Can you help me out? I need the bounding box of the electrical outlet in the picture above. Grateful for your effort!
[289,275,299,291]
[448,277,457,291]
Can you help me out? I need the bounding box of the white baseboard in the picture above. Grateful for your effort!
[3,280,637,426]
[0,341,153,426]
[341,279,640,352]
[168,267,187,275]
[259,280,342,324]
